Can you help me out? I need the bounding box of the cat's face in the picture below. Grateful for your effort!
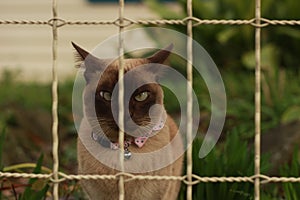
[94,61,164,141]
[72,43,172,141]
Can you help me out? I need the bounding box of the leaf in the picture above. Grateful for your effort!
[33,184,49,200]
[279,148,300,199]
[217,28,238,44]
[21,154,49,200]
[281,106,300,124]
[242,44,280,71]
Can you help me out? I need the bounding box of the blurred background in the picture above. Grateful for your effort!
[0,0,177,82]
[0,0,299,199]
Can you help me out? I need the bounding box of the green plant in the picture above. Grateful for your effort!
[145,0,300,71]
[178,130,300,199]
[0,134,82,199]
[279,148,300,200]
[144,0,300,137]
[242,43,300,126]
[178,130,271,200]
[0,155,50,199]
[261,69,300,126]
[18,155,50,200]
[0,70,51,111]
[0,69,299,198]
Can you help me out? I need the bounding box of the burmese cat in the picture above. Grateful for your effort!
[72,42,183,200]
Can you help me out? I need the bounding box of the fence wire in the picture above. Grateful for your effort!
[0,0,300,200]
[254,0,261,199]
[186,0,194,200]
[117,0,125,199]
[1,17,300,27]
[50,0,59,199]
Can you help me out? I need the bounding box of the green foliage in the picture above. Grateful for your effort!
[0,154,50,199]
[178,130,270,200]
[0,129,82,199]
[279,149,300,200]
[261,69,300,126]
[0,67,299,199]
[0,69,51,111]
[19,155,49,200]
[145,0,300,136]
[145,0,300,71]
[179,131,300,200]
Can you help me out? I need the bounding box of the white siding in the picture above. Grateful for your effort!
[0,0,167,82]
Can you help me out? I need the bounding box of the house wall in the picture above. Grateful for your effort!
[0,0,178,82]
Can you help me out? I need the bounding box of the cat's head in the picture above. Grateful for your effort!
[72,42,173,141]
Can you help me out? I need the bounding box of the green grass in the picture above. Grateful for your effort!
[0,70,52,111]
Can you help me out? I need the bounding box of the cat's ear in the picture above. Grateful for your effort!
[147,44,173,64]
[72,42,107,83]
[146,44,173,81]
[72,42,90,61]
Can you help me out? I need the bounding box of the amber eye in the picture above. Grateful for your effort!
[99,91,112,101]
[134,91,149,102]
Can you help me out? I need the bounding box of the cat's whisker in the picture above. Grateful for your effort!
[87,117,115,126]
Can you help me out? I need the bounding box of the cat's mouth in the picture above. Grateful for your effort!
[93,117,158,141]
[89,112,165,142]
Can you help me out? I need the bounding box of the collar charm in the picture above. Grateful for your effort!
[133,118,165,148]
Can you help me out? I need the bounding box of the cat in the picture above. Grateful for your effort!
[72,42,184,200]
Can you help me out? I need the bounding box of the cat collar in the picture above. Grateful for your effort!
[91,118,165,159]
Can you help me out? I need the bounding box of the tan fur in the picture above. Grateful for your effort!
[77,115,183,200]
[73,43,183,199]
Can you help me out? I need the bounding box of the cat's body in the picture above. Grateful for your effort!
[77,115,182,200]
[73,43,183,200]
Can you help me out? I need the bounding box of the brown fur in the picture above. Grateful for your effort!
[73,42,183,200]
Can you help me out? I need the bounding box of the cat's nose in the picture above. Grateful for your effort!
[123,111,136,131]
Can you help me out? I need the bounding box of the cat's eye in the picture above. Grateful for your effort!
[99,91,112,101]
[134,91,149,102]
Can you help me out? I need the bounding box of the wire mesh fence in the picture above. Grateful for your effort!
[0,0,300,200]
